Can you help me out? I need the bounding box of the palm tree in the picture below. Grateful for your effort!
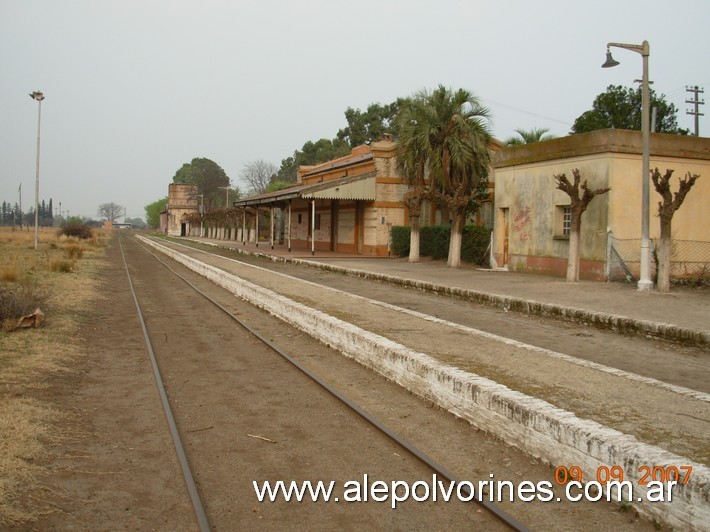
[424,86,492,268]
[395,98,431,262]
[505,127,555,146]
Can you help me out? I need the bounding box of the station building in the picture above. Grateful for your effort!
[491,129,710,280]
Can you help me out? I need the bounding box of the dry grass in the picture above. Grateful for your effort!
[0,226,107,526]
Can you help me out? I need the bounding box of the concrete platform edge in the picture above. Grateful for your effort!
[187,238,710,347]
[145,236,709,530]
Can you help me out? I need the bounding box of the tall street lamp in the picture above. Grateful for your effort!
[218,185,231,208]
[30,90,45,250]
[602,41,653,291]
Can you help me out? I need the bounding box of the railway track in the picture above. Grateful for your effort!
[117,233,529,530]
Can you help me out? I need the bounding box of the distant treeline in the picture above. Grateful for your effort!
[1,199,55,226]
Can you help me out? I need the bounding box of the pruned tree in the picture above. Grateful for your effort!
[241,160,278,196]
[97,202,124,223]
[554,169,610,282]
[651,168,700,292]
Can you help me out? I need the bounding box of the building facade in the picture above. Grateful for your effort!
[492,129,710,280]
[166,183,200,236]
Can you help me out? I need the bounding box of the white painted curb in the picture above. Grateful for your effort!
[140,236,709,530]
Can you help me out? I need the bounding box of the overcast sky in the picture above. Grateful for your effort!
[1,0,708,221]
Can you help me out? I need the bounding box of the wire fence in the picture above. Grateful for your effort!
[608,236,710,284]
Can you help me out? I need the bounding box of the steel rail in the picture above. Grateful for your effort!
[118,235,211,532]
[134,236,529,532]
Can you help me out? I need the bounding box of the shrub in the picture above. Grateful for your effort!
[390,226,411,256]
[0,280,48,326]
[63,243,84,260]
[50,260,73,273]
[58,219,93,240]
[389,224,491,265]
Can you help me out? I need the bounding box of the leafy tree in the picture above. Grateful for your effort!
[144,197,167,228]
[241,160,278,195]
[400,86,493,268]
[171,158,230,209]
[276,138,351,182]
[553,169,610,282]
[505,127,555,146]
[572,85,688,134]
[265,180,293,193]
[651,168,700,292]
[337,100,405,147]
[97,202,124,223]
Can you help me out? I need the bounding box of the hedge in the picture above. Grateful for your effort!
[391,224,490,264]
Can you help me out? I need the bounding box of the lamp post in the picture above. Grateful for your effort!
[218,186,231,208]
[602,41,653,291]
[29,90,45,250]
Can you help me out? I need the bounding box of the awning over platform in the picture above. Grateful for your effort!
[233,172,376,208]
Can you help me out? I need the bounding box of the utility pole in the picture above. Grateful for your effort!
[686,85,704,136]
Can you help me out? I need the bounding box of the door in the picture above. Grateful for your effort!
[501,208,509,266]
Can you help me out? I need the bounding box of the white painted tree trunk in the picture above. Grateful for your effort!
[409,216,420,263]
[567,228,580,282]
[447,213,464,268]
[657,217,672,293]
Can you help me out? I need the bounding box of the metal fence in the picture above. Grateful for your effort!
[607,234,710,283]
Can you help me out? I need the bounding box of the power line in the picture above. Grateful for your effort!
[479,96,572,127]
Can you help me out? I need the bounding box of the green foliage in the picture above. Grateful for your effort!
[505,127,555,146]
[391,224,490,264]
[265,180,293,193]
[572,85,688,134]
[274,98,408,183]
[171,158,230,208]
[390,226,411,256]
[144,197,167,228]
[58,217,93,239]
[276,138,351,182]
[336,100,406,147]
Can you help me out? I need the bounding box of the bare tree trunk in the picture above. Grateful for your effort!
[409,215,421,263]
[657,215,672,293]
[567,215,582,282]
[447,210,464,268]
[651,168,700,292]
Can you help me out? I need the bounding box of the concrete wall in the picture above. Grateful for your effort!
[493,129,710,279]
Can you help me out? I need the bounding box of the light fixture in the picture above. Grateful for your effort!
[601,49,619,68]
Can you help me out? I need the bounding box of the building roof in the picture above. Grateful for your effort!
[233,172,377,207]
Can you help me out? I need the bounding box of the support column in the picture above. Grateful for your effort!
[255,207,259,247]
[288,202,292,252]
[311,199,315,256]
[242,209,246,245]
[270,206,274,250]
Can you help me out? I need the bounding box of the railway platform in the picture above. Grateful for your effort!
[184,236,710,345]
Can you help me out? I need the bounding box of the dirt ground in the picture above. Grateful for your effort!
[16,234,657,530]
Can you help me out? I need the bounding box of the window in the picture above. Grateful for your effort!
[555,205,571,238]
[298,213,302,224]
[562,206,571,236]
[314,213,321,230]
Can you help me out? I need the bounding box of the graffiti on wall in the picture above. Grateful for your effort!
[513,205,532,241]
